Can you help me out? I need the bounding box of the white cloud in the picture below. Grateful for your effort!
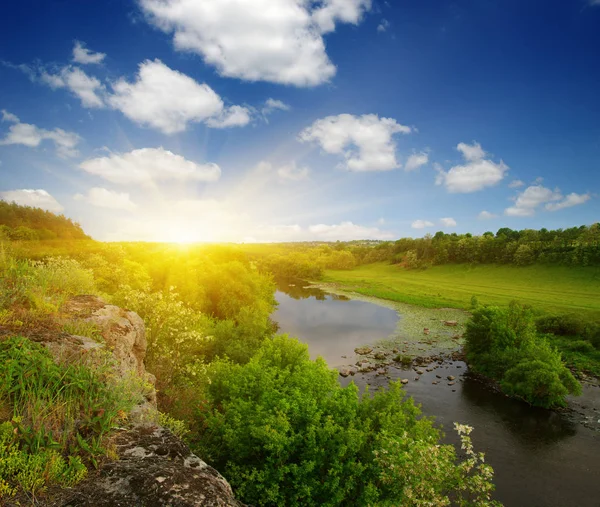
[405,152,428,171]
[139,0,371,86]
[277,162,310,181]
[262,98,291,118]
[0,110,80,158]
[478,211,497,220]
[205,105,252,129]
[299,114,412,172]
[41,66,105,108]
[504,185,562,217]
[508,179,525,188]
[377,19,390,32]
[72,41,106,65]
[108,59,248,134]
[307,221,393,241]
[436,142,508,193]
[545,192,591,211]
[440,217,457,227]
[412,220,434,229]
[78,147,221,185]
[74,187,136,211]
[1,110,19,123]
[0,189,64,213]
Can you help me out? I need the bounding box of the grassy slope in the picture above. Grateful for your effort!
[322,263,600,319]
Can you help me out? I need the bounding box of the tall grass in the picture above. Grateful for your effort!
[0,336,146,498]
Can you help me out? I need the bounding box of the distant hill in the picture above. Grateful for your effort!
[0,200,89,240]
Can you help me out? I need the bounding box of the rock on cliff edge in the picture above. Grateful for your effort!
[33,295,244,507]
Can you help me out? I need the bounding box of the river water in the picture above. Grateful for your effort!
[272,281,600,507]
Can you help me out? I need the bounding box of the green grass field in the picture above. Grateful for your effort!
[322,263,600,319]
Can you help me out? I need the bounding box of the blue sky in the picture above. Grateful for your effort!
[0,0,598,242]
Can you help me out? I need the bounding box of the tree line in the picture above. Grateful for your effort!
[0,200,89,240]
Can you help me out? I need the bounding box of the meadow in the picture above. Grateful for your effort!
[322,262,600,319]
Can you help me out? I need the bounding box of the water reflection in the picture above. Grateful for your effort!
[276,278,349,301]
[460,375,577,447]
[273,281,398,367]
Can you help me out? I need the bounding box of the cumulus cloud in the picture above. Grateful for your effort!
[78,147,221,185]
[545,192,591,211]
[72,41,106,65]
[504,185,562,216]
[412,220,434,229]
[508,179,525,188]
[0,110,80,158]
[205,105,252,129]
[405,152,428,171]
[74,187,136,211]
[0,189,64,212]
[299,114,412,171]
[440,217,457,227]
[277,162,310,181]
[505,185,590,216]
[436,142,508,193]
[108,59,249,134]
[41,66,106,108]
[307,221,394,241]
[478,210,497,220]
[139,0,371,86]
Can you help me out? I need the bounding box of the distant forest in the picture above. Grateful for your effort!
[386,224,600,268]
[0,201,89,240]
[247,223,600,280]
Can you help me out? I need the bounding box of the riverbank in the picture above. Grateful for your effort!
[309,281,600,431]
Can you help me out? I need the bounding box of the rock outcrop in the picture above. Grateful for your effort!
[50,426,243,507]
[62,295,150,378]
[33,295,243,507]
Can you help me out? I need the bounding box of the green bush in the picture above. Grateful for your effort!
[0,336,141,497]
[196,335,498,507]
[0,421,87,498]
[465,302,581,408]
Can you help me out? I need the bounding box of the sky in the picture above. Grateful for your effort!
[0,0,598,243]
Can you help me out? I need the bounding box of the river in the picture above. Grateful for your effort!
[272,280,600,507]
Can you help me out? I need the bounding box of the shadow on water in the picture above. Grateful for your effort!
[460,374,578,447]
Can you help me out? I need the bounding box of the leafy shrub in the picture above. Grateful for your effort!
[536,314,600,350]
[196,336,498,506]
[536,314,586,337]
[465,302,581,408]
[0,421,87,498]
[0,336,141,497]
[158,412,189,440]
[0,253,95,312]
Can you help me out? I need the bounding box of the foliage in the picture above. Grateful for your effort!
[158,412,189,440]
[465,302,581,408]
[0,250,96,313]
[0,336,141,498]
[0,421,87,498]
[195,336,498,506]
[0,200,89,240]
